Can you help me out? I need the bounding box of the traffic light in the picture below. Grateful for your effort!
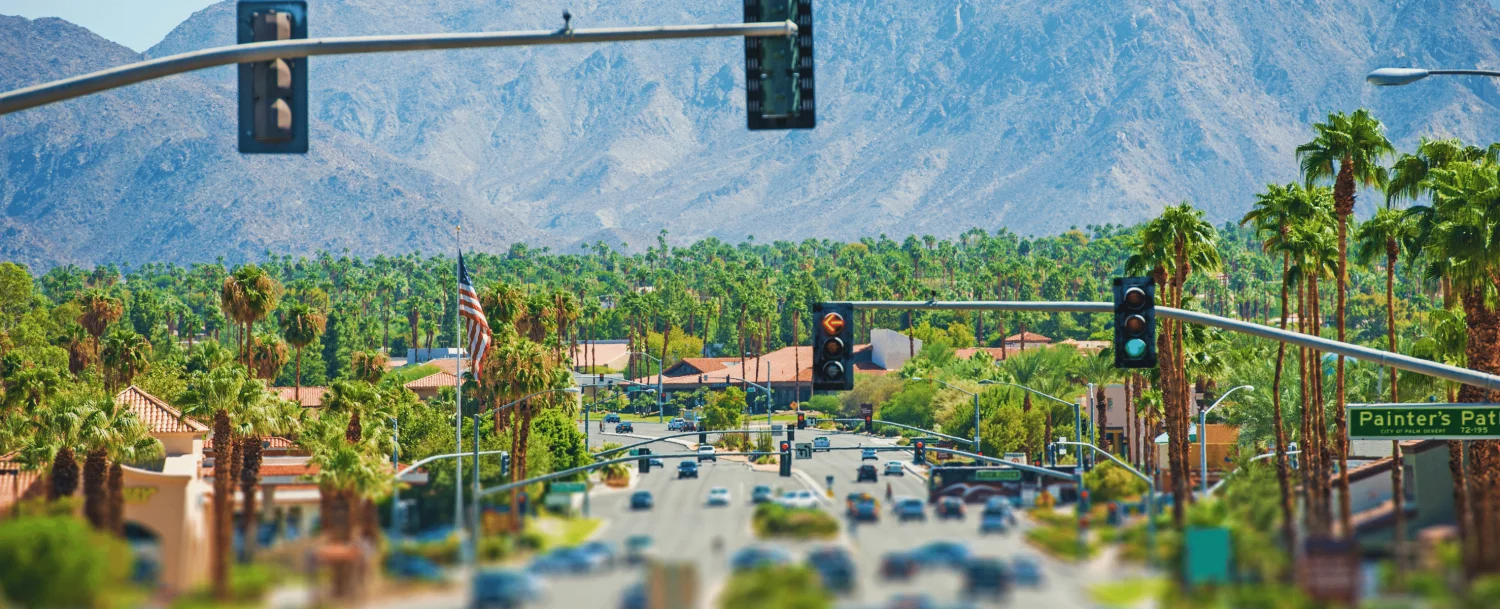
[743,0,814,130]
[237,1,308,153]
[501,453,511,477]
[779,441,792,477]
[863,415,873,434]
[812,302,854,390]
[797,411,806,430]
[638,447,652,473]
[1112,277,1158,369]
[913,441,926,465]
[699,431,708,445]
[787,426,795,442]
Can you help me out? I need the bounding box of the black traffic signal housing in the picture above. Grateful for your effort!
[913,441,926,465]
[1112,277,1158,369]
[638,447,652,473]
[787,427,795,443]
[796,411,806,430]
[699,431,708,445]
[237,1,308,153]
[863,415,873,434]
[744,0,814,130]
[812,302,854,391]
[779,441,792,477]
[501,453,511,477]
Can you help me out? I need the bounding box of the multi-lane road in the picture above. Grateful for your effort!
[569,421,1104,609]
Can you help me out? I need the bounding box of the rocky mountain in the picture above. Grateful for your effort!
[5,0,1500,268]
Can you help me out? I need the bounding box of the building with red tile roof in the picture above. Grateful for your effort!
[404,370,459,400]
[273,385,327,408]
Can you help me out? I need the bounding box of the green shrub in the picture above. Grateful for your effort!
[0,515,133,609]
[478,536,514,562]
[721,565,831,609]
[895,437,911,446]
[752,503,838,539]
[397,535,461,565]
[1083,461,1148,503]
[1024,522,1097,560]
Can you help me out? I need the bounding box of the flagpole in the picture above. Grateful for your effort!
[454,225,465,559]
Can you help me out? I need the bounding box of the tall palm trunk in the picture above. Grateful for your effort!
[1311,273,1333,533]
[1272,253,1297,564]
[240,437,263,562]
[1332,158,1356,538]
[211,411,235,600]
[1385,243,1405,577]
[1296,279,1317,535]
[107,462,125,534]
[294,347,303,402]
[48,446,79,500]
[83,447,109,529]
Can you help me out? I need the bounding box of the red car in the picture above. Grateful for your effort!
[936,496,966,519]
[880,553,918,580]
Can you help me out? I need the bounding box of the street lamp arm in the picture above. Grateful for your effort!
[1056,440,1152,487]
[396,450,509,478]
[1203,384,1254,418]
[978,380,1074,407]
[912,377,977,397]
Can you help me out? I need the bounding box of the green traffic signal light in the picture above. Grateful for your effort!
[1125,338,1147,358]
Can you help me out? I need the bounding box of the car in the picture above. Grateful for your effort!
[707,487,731,506]
[472,569,545,609]
[751,485,774,504]
[667,418,684,431]
[884,461,905,476]
[912,541,970,569]
[618,582,647,609]
[806,546,856,594]
[648,457,664,468]
[886,594,937,609]
[730,545,792,572]
[878,552,919,581]
[936,496,965,520]
[578,541,618,568]
[629,491,653,510]
[528,547,604,574]
[615,422,634,433]
[962,557,1012,600]
[852,498,879,522]
[697,445,717,462]
[845,492,869,514]
[1010,555,1044,587]
[979,509,1010,534]
[681,420,696,431]
[781,489,818,509]
[856,464,879,482]
[677,461,699,479]
[603,413,621,423]
[894,497,926,522]
[861,448,879,461]
[813,437,831,451]
[623,535,653,565]
[386,552,446,582]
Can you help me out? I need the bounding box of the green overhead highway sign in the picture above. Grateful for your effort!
[1348,404,1500,440]
[974,469,1022,482]
[552,482,587,494]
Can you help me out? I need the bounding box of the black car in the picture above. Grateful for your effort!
[603,413,621,423]
[856,464,878,482]
[963,558,1012,600]
[806,546,856,594]
[879,552,918,581]
[629,491,653,510]
[936,496,965,520]
[677,461,699,479]
[615,422,634,433]
[751,485,774,504]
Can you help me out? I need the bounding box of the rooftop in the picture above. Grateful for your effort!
[273,386,326,408]
[116,385,208,434]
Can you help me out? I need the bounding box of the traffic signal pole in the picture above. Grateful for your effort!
[0,21,799,116]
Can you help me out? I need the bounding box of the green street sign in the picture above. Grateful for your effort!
[552,482,587,494]
[1349,404,1500,440]
[974,469,1022,482]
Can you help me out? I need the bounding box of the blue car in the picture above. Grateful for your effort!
[386,553,445,582]
[806,546,856,594]
[1011,555,1044,587]
[630,491,654,510]
[912,541,970,569]
[894,498,926,522]
[578,541,618,568]
[979,509,1010,534]
[471,568,543,609]
[624,535,653,565]
[730,545,792,572]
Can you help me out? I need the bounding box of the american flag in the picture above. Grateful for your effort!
[458,254,491,378]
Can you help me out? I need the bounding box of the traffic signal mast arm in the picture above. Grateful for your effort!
[0,20,798,117]
[822,300,1500,392]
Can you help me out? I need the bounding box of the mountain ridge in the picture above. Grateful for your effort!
[5,0,1500,268]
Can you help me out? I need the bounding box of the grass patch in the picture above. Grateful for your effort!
[752,503,838,540]
[526,515,602,550]
[1090,577,1168,608]
[1024,522,1098,561]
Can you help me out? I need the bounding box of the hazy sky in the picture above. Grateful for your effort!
[0,0,218,52]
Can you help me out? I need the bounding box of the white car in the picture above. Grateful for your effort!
[780,489,819,509]
[707,487,731,506]
[697,445,717,462]
[884,461,905,476]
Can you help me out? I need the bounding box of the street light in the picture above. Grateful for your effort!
[1367,67,1500,86]
[627,351,665,423]
[911,377,982,453]
[1199,385,1253,495]
[977,380,1080,466]
[470,386,580,564]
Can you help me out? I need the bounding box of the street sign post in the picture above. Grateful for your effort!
[1348,404,1500,440]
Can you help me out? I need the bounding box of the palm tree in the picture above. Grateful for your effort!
[281,301,327,402]
[1354,207,1418,560]
[295,411,393,601]
[235,383,299,561]
[221,264,283,366]
[78,389,161,533]
[1240,182,1323,560]
[349,350,387,384]
[21,394,88,503]
[1067,350,1120,454]
[1130,202,1222,527]
[100,328,152,392]
[76,289,123,372]
[1297,108,1394,535]
[178,365,252,600]
[248,333,289,381]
